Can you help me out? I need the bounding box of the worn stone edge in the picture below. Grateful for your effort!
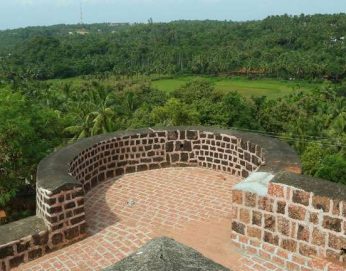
[103,237,230,271]
[272,171,346,201]
[0,217,47,246]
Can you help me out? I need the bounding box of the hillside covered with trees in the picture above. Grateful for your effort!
[0,13,345,81]
[0,14,345,224]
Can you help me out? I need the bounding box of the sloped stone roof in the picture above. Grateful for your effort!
[103,237,230,271]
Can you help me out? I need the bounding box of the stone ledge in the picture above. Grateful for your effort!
[36,128,153,192]
[272,171,346,201]
[0,216,46,246]
[172,126,301,174]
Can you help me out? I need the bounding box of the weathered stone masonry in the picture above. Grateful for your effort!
[0,126,344,271]
[231,173,346,270]
[68,128,264,195]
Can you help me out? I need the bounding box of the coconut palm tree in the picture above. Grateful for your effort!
[64,87,118,141]
[64,112,94,141]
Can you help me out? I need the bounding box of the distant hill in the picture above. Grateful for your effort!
[0,23,131,53]
[0,14,345,81]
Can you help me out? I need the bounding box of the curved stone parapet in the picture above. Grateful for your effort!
[7,126,342,271]
[35,126,298,245]
[36,127,300,192]
[35,126,300,243]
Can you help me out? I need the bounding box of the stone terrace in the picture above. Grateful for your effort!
[1,127,345,271]
[14,167,287,271]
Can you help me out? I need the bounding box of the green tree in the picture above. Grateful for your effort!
[315,155,346,184]
[220,91,261,129]
[150,98,200,126]
[0,89,63,206]
[301,143,326,176]
[64,88,118,140]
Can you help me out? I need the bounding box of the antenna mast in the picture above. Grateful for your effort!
[80,1,84,25]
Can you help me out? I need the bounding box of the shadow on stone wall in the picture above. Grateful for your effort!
[85,177,122,236]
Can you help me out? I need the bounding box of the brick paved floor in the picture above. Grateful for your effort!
[15,168,287,271]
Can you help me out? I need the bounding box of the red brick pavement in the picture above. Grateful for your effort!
[15,168,288,271]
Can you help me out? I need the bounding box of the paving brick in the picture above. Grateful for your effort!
[12,168,265,271]
[13,167,341,271]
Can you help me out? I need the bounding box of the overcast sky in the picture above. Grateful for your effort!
[0,0,345,30]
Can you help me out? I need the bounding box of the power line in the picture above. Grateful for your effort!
[231,127,332,140]
[6,131,346,149]
[230,127,346,148]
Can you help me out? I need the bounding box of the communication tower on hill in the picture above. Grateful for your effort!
[76,1,88,35]
[80,1,84,25]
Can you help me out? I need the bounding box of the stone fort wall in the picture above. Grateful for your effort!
[33,128,265,261]
[0,127,266,270]
[0,126,344,271]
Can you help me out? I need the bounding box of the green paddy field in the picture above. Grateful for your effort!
[151,76,323,99]
[49,75,325,99]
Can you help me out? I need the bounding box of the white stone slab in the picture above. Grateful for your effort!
[233,172,275,196]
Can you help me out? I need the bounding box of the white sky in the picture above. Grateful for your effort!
[0,0,345,30]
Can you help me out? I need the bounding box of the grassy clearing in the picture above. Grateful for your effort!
[48,75,324,99]
[151,76,324,99]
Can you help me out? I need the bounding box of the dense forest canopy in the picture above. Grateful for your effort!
[0,14,345,223]
[0,13,345,81]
